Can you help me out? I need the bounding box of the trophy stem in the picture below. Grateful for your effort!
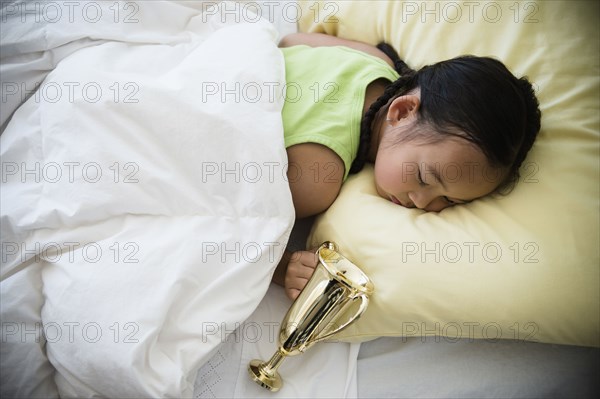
[248,350,286,392]
[263,350,286,373]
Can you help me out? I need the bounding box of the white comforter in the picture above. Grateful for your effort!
[1,2,295,397]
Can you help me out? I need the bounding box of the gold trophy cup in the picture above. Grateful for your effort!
[248,242,374,392]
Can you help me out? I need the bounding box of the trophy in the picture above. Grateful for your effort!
[248,241,374,392]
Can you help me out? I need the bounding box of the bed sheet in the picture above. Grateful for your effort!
[357,337,599,398]
[194,329,600,399]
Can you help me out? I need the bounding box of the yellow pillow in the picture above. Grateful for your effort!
[301,0,599,347]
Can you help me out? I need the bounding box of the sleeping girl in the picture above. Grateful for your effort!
[271,33,541,300]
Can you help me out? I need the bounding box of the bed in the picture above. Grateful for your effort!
[1,1,598,398]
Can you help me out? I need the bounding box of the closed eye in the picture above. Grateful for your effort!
[443,196,457,205]
[443,196,473,206]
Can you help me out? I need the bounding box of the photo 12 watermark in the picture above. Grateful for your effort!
[199,80,339,105]
[1,321,140,344]
[402,161,540,185]
[1,1,140,24]
[1,81,140,105]
[1,161,140,184]
[1,241,140,265]
[200,161,342,185]
[200,1,339,24]
[400,241,540,264]
[399,320,540,343]
[398,1,540,24]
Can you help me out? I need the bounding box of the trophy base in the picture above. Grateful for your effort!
[248,359,283,392]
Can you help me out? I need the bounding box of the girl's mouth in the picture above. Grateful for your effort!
[391,195,415,208]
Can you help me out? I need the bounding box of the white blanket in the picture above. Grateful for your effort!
[1,2,296,397]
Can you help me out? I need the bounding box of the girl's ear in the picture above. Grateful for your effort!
[386,90,421,126]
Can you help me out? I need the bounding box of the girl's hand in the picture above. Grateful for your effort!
[284,250,319,300]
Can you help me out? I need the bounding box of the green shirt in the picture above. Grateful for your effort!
[281,45,400,180]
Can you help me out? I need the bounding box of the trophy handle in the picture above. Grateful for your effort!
[314,293,369,342]
[310,241,374,342]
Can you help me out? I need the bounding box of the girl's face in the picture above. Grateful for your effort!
[374,135,502,212]
[372,93,503,212]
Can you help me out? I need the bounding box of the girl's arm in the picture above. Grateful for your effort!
[279,32,395,68]
[286,142,344,219]
[272,143,343,299]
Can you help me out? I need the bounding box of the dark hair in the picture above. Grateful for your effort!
[351,42,541,193]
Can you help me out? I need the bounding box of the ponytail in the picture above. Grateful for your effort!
[376,42,415,76]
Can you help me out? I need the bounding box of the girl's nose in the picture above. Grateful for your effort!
[409,191,452,212]
[408,191,431,210]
